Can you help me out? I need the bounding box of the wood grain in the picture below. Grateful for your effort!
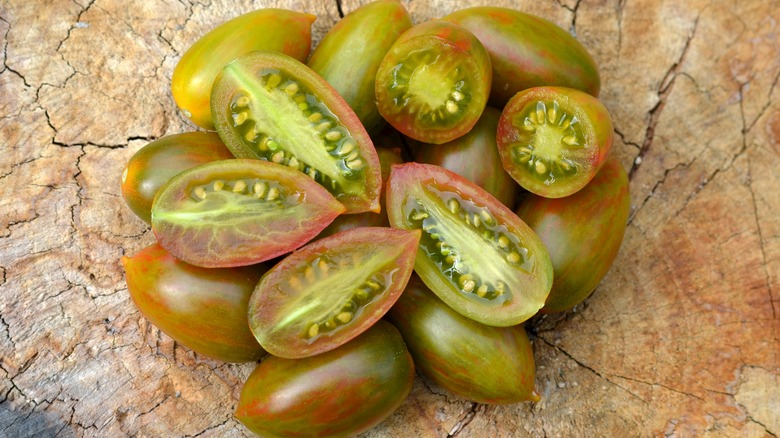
[1,0,778,436]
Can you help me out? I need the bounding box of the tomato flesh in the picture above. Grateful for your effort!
[375,20,491,144]
[211,51,381,213]
[248,227,420,359]
[386,163,552,326]
[497,86,613,198]
[151,159,345,268]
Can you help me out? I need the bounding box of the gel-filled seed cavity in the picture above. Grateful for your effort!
[386,48,472,127]
[225,67,367,199]
[509,100,587,186]
[403,185,536,304]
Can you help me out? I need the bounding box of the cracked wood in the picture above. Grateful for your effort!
[1,0,779,437]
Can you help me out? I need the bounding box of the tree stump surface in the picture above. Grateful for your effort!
[1,0,778,436]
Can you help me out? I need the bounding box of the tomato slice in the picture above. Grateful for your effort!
[375,20,492,144]
[386,163,552,326]
[248,227,420,359]
[496,86,613,198]
[211,51,382,213]
[151,159,345,268]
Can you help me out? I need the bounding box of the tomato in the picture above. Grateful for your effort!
[151,159,345,268]
[443,6,600,107]
[120,132,233,224]
[496,86,613,198]
[316,147,403,238]
[171,8,315,130]
[386,162,552,326]
[121,243,267,363]
[236,320,414,437]
[248,227,420,359]
[516,155,630,312]
[308,0,412,134]
[387,275,540,404]
[412,106,519,209]
[210,51,382,213]
[375,20,491,144]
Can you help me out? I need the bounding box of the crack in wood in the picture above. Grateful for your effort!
[629,16,700,181]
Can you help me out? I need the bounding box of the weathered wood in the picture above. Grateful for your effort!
[1,0,778,436]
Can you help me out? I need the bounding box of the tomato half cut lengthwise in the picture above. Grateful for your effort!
[497,86,613,199]
[248,227,420,359]
[386,163,553,326]
[211,51,382,214]
[375,20,492,144]
[171,9,315,130]
[151,159,345,268]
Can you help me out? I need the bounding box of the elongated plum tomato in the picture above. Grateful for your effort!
[236,320,414,437]
[121,243,267,363]
[121,132,233,224]
[497,86,613,198]
[151,159,345,268]
[307,0,412,134]
[413,107,518,209]
[388,275,540,404]
[248,227,420,359]
[375,20,491,144]
[316,147,403,238]
[171,9,315,130]
[443,6,600,107]
[211,51,382,213]
[516,155,630,312]
[386,163,552,326]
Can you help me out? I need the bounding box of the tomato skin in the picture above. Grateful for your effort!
[375,19,492,144]
[151,159,346,268]
[248,226,420,359]
[308,0,412,134]
[121,243,267,363]
[386,162,553,327]
[120,132,233,224]
[236,320,414,437]
[171,9,315,130]
[496,86,613,198]
[388,275,540,404]
[210,51,382,214]
[443,6,600,107]
[516,155,630,312]
[412,107,519,209]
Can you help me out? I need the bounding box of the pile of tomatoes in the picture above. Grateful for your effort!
[120,1,630,436]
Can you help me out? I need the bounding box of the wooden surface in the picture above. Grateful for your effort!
[1,0,778,436]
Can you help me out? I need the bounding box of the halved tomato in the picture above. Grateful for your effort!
[386,163,552,326]
[211,51,382,213]
[496,86,613,198]
[151,159,345,268]
[375,20,491,144]
[248,227,420,358]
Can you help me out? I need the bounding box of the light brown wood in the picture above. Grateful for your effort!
[1,0,778,436]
